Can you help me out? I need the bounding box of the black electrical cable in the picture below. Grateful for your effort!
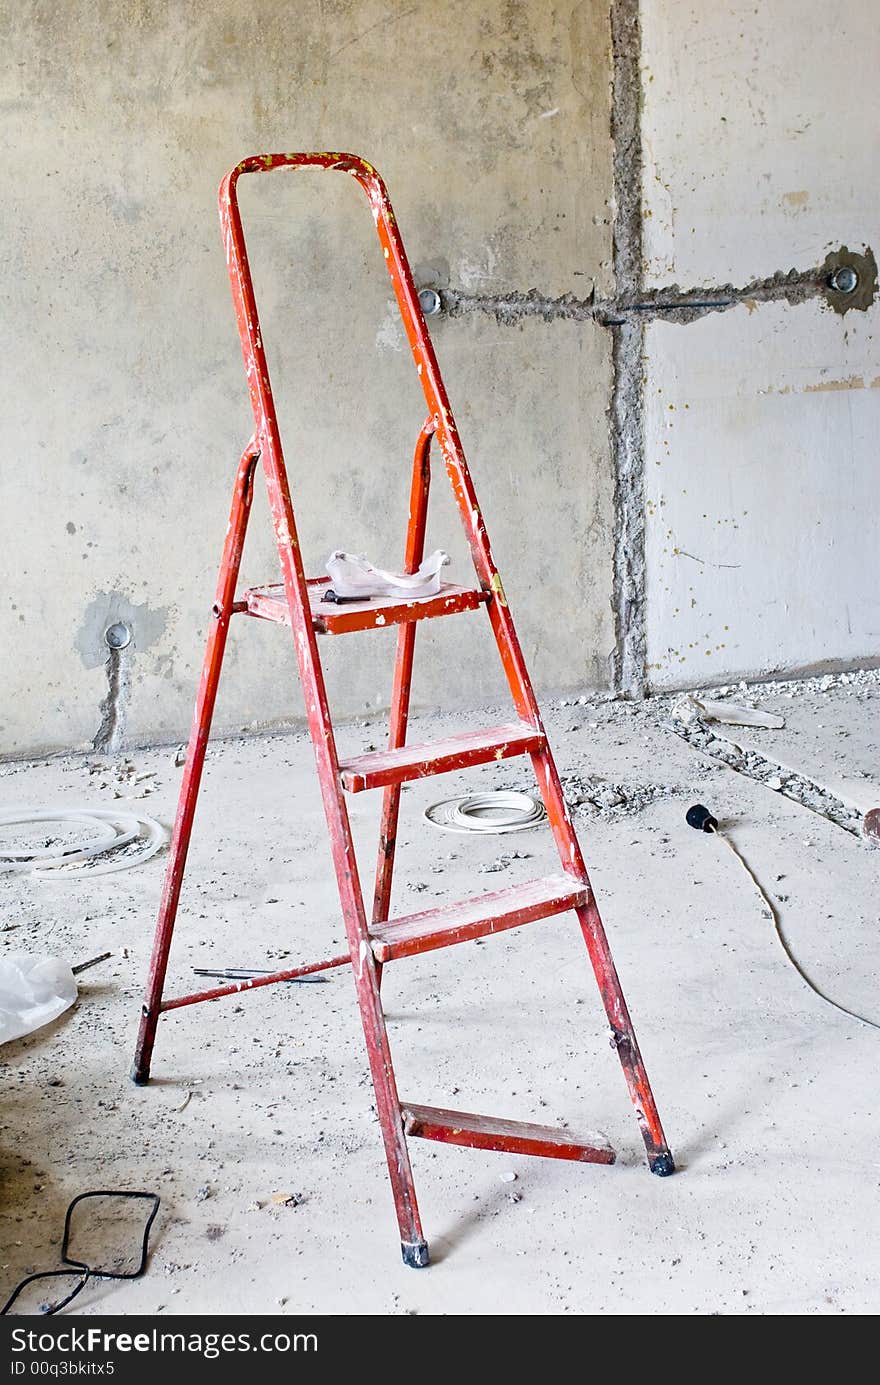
[1,1190,160,1316]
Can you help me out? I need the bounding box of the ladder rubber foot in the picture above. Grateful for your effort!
[401,1239,430,1269]
[649,1152,675,1177]
[130,1063,151,1087]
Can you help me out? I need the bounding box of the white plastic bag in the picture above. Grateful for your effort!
[695,698,785,730]
[325,549,449,599]
[0,953,77,1045]
[672,693,784,730]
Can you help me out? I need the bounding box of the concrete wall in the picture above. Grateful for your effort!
[641,0,880,688]
[4,1,878,757]
[0,0,616,756]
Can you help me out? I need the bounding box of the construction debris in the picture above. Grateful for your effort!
[560,773,673,819]
[478,851,530,874]
[665,700,865,835]
[673,694,785,730]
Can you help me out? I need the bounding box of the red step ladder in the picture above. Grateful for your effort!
[131,153,674,1267]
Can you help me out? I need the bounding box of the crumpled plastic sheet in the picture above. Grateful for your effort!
[325,548,449,599]
[672,693,784,730]
[0,953,77,1046]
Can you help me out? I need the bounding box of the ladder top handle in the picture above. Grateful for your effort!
[219,152,390,213]
[218,151,426,381]
[217,151,456,466]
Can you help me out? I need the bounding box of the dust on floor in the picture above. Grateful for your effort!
[1,674,879,1315]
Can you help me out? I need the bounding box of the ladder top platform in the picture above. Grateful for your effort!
[244,578,490,635]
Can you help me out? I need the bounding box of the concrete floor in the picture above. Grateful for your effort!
[1,673,879,1315]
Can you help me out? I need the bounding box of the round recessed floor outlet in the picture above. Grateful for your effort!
[104,621,132,651]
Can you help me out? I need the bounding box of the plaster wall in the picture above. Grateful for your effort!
[640,0,880,688]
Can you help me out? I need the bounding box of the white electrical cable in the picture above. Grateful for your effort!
[0,812,123,862]
[0,807,167,879]
[424,790,546,834]
[714,829,880,1033]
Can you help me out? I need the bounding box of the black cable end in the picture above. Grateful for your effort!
[686,803,718,833]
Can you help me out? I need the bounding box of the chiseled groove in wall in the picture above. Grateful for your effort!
[440,263,830,327]
[609,0,646,699]
[93,646,130,754]
[609,321,645,698]
[433,0,653,701]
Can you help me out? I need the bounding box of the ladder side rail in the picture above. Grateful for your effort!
[373,417,435,927]
[219,160,427,1260]
[131,441,259,1083]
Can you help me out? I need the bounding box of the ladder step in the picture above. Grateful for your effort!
[401,1103,615,1164]
[370,873,589,962]
[340,721,543,792]
[244,579,490,636]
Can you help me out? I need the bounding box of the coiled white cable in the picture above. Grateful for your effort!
[0,807,167,879]
[424,790,546,834]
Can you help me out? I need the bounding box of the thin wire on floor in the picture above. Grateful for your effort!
[688,804,880,1033]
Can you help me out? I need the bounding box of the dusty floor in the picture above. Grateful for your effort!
[1,672,879,1315]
